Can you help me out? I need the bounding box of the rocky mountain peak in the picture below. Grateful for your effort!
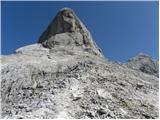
[126,53,159,77]
[38,8,103,57]
[129,53,151,60]
[1,8,158,119]
[38,8,79,39]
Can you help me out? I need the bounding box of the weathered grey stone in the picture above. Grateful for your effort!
[38,8,103,57]
[125,53,159,77]
[0,8,159,119]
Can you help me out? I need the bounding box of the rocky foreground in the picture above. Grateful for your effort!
[1,8,159,119]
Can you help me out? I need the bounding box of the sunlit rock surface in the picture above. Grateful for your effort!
[1,8,159,119]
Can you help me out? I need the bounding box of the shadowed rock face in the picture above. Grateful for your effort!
[125,53,159,77]
[1,8,159,119]
[38,8,103,57]
[38,8,79,39]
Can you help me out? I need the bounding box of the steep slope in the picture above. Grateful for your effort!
[1,8,159,119]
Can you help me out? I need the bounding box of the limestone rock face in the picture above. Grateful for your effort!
[1,8,159,119]
[125,53,159,77]
[38,8,103,57]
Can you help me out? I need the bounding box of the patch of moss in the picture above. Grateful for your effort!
[118,98,134,110]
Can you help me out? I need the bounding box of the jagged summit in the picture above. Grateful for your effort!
[38,8,83,40]
[1,8,158,119]
[130,53,152,60]
[38,8,103,57]
[126,53,159,77]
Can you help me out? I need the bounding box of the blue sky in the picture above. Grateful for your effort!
[1,1,159,62]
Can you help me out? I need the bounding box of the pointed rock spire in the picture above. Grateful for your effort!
[38,8,103,57]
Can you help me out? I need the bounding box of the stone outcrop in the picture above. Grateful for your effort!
[38,8,103,57]
[125,53,159,77]
[0,8,159,119]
